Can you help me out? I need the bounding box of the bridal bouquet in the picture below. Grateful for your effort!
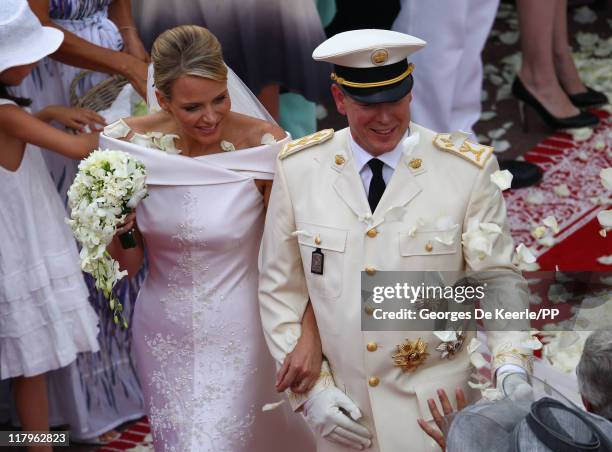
[67,149,148,328]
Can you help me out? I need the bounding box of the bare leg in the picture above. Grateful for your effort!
[516,0,579,117]
[552,0,587,95]
[13,375,52,452]
[257,84,280,121]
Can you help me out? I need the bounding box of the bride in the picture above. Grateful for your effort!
[102,25,319,451]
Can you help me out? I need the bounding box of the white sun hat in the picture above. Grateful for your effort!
[0,0,64,74]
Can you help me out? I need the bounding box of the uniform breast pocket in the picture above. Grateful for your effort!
[296,221,347,300]
[399,227,459,257]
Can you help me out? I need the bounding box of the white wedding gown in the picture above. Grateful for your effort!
[100,127,314,451]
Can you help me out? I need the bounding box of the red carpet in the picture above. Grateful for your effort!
[504,110,611,270]
[96,419,151,451]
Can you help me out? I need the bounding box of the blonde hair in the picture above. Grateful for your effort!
[151,25,228,99]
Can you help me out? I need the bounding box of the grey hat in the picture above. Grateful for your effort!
[446,378,612,452]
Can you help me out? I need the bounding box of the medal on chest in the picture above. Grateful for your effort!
[311,248,324,275]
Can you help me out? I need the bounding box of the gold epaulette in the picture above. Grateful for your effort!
[279,129,334,160]
[433,133,494,168]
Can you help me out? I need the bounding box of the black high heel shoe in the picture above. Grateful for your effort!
[512,77,599,132]
[567,86,608,108]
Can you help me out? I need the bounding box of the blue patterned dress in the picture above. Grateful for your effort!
[9,0,144,440]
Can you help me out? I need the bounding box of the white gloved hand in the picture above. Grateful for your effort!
[304,387,372,450]
[498,371,533,402]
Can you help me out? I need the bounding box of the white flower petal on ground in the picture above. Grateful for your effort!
[488,128,507,140]
[492,140,511,153]
[576,151,589,161]
[502,121,514,130]
[496,85,512,102]
[489,73,505,86]
[598,255,612,265]
[499,31,520,45]
[537,236,555,247]
[597,210,612,229]
[490,169,513,191]
[526,190,546,205]
[542,216,560,234]
[576,32,599,50]
[601,168,612,190]
[262,400,285,412]
[481,90,489,102]
[573,6,597,24]
[568,127,593,142]
[260,133,277,145]
[553,184,571,197]
[470,352,488,369]
[480,111,497,121]
[477,135,489,143]
[532,226,547,239]
[600,229,608,238]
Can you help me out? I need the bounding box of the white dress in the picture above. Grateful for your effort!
[0,100,100,379]
[101,122,315,452]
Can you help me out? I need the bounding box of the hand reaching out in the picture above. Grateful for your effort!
[40,106,106,132]
[417,388,467,451]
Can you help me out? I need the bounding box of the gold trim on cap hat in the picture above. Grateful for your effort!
[330,63,414,89]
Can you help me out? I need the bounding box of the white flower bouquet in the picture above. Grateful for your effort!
[67,149,148,327]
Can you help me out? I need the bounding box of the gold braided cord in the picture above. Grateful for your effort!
[330,63,414,89]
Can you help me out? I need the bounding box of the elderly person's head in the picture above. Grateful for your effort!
[151,25,230,148]
[576,328,612,420]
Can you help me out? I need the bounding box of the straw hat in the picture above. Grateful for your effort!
[0,0,63,74]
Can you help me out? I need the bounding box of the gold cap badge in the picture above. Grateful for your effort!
[392,338,428,372]
[335,154,346,165]
[371,49,389,65]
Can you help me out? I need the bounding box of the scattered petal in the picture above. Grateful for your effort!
[538,236,555,247]
[262,401,285,411]
[468,380,492,390]
[470,352,488,369]
[573,6,597,24]
[261,133,277,145]
[480,111,497,121]
[499,31,520,45]
[576,151,589,161]
[531,226,547,239]
[596,255,612,265]
[568,127,593,142]
[315,104,328,120]
[488,128,507,140]
[434,331,457,342]
[526,190,546,205]
[601,168,612,190]
[467,338,482,354]
[490,169,513,191]
[220,140,236,152]
[597,210,612,229]
[542,216,560,234]
[521,337,543,350]
[600,229,608,238]
[489,74,505,86]
[553,184,571,197]
[492,140,511,153]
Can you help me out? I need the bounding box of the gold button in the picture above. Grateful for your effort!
[364,305,375,316]
[314,235,322,245]
[365,266,376,276]
[335,154,345,165]
[425,242,433,252]
[409,158,422,169]
[367,228,378,238]
[368,376,380,387]
[366,342,378,352]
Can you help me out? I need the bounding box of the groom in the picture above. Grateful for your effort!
[259,29,533,451]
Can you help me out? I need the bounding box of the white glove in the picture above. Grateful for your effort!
[498,371,533,401]
[304,387,372,450]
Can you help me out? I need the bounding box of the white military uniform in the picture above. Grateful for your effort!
[259,124,533,452]
[392,0,500,134]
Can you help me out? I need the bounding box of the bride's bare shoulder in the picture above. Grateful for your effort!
[230,112,287,145]
[123,112,174,135]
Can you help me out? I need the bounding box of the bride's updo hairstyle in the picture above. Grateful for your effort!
[151,25,228,99]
